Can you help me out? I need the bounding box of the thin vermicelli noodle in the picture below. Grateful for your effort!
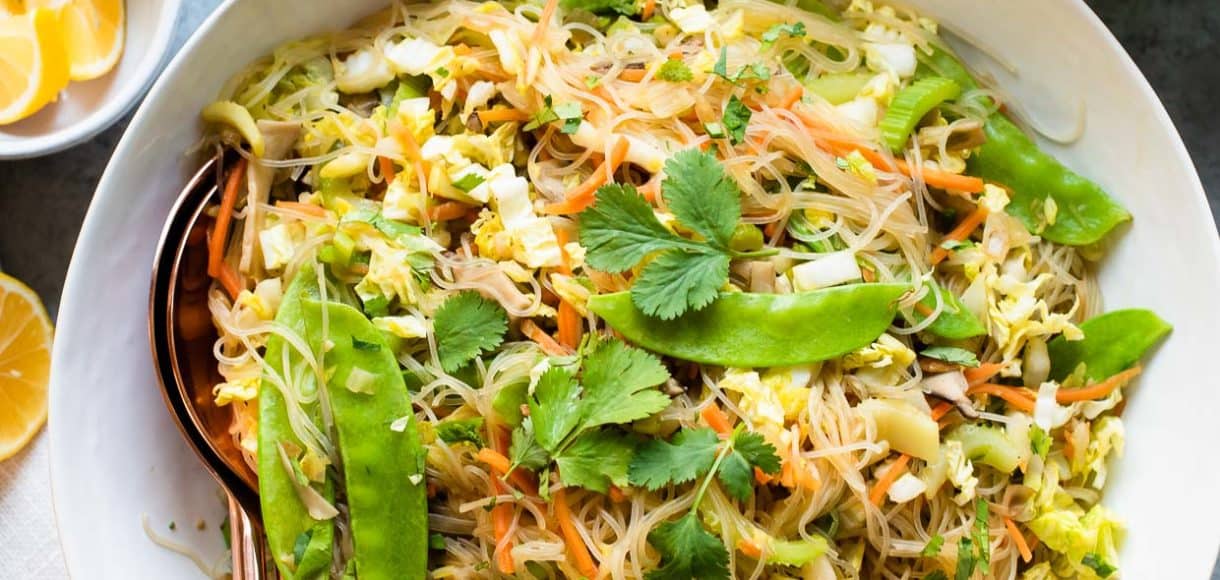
[195,0,1152,577]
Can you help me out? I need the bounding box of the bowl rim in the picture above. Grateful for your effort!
[0,0,185,160]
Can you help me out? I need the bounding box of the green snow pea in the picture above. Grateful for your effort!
[1047,308,1171,381]
[588,283,909,367]
[918,47,1131,246]
[259,267,335,580]
[299,299,429,580]
[915,283,986,340]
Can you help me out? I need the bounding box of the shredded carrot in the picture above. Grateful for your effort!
[1005,517,1033,563]
[930,401,954,422]
[476,448,541,497]
[619,67,647,82]
[208,157,247,279]
[378,156,396,183]
[968,383,1036,413]
[553,487,599,579]
[869,454,911,506]
[389,120,422,162]
[964,362,1004,385]
[557,302,581,350]
[930,206,989,265]
[542,138,630,214]
[641,0,656,20]
[753,466,773,485]
[701,404,734,436]
[426,201,472,222]
[477,107,532,124]
[274,201,329,218]
[487,426,517,575]
[638,179,660,202]
[608,485,628,503]
[521,319,570,356]
[1056,367,1142,403]
[818,137,986,193]
[532,0,560,44]
[778,85,804,109]
[215,264,243,300]
[737,538,764,559]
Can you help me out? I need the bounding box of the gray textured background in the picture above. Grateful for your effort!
[0,0,1216,576]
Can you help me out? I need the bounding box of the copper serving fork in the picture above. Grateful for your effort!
[149,153,270,580]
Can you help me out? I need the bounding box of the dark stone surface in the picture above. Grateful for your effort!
[0,0,1216,575]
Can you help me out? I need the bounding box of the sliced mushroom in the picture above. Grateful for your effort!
[921,370,979,419]
[747,261,776,293]
[241,120,302,274]
[450,260,534,314]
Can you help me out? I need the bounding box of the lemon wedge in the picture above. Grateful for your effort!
[0,7,70,125]
[59,0,125,81]
[0,273,54,461]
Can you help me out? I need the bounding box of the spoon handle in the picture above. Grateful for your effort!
[228,494,270,580]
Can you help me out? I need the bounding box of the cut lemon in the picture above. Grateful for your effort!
[0,273,53,462]
[0,7,70,125]
[59,0,124,81]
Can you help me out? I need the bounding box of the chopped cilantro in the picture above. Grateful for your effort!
[559,0,639,16]
[435,66,449,77]
[525,95,583,134]
[954,536,975,580]
[921,346,979,367]
[435,417,486,447]
[722,95,752,145]
[578,149,775,318]
[939,239,975,251]
[761,22,807,48]
[585,75,600,88]
[704,122,726,139]
[451,172,486,193]
[973,499,991,574]
[1082,553,1116,578]
[1030,423,1051,458]
[922,534,945,557]
[433,291,509,372]
[657,59,693,82]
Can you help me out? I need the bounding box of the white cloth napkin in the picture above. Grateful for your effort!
[0,432,67,579]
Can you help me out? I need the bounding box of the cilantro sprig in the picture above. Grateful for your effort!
[953,499,992,580]
[509,338,671,493]
[524,95,583,134]
[761,22,807,49]
[433,291,509,373]
[578,149,776,319]
[920,346,980,367]
[629,426,781,579]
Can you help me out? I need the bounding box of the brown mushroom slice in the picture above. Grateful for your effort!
[922,370,979,419]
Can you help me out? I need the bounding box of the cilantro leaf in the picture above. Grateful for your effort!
[578,184,703,272]
[657,60,693,82]
[578,338,671,429]
[722,95,752,145]
[922,534,945,557]
[528,368,584,452]
[629,427,720,490]
[632,251,730,320]
[435,417,485,447]
[645,513,731,580]
[560,0,639,16]
[954,537,975,580]
[921,346,980,367]
[731,430,781,474]
[761,22,806,48]
[524,96,583,133]
[554,430,636,493]
[973,499,990,574]
[1082,553,1116,578]
[523,95,559,131]
[716,451,754,501]
[1030,424,1051,458]
[661,149,741,249]
[434,291,509,372]
[451,172,486,193]
[510,419,551,471]
[712,47,730,82]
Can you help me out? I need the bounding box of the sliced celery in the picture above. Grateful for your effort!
[946,423,1021,473]
[879,76,961,151]
[803,72,874,105]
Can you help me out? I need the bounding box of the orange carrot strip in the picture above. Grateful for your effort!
[1056,367,1142,404]
[964,362,1004,386]
[930,401,954,422]
[389,121,422,162]
[542,138,630,215]
[486,426,517,575]
[701,404,734,436]
[521,319,570,356]
[753,466,774,485]
[553,487,599,579]
[427,201,474,222]
[931,207,989,265]
[532,0,560,44]
[619,68,647,82]
[778,85,804,109]
[274,201,329,218]
[868,454,911,506]
[968,383,1036,413]
[1005,517,1033,563]
[378,156,396,183]
[215,263,243,299]
[477,108,532,124]
[641,0,656,20]
[737,538,763,559]
[475,448,541,497]
[208,157,248,279]
[608,485,628,503]
[557,302,581,350]
[819,137,986,193]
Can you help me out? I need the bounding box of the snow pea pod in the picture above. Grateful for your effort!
[259,268,335,580]
[300,299,429,580]
[1047,308,1171,381]
[916,283,986,340]
[919,48,1131,246]
[588,283,909,367]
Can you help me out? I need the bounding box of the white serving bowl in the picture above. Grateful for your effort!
[48,0,1220,577]
[0,0,182,160]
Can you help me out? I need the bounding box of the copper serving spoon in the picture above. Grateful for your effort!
[149,153,270,580]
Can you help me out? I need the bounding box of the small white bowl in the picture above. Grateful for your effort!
[0,0,182,160]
